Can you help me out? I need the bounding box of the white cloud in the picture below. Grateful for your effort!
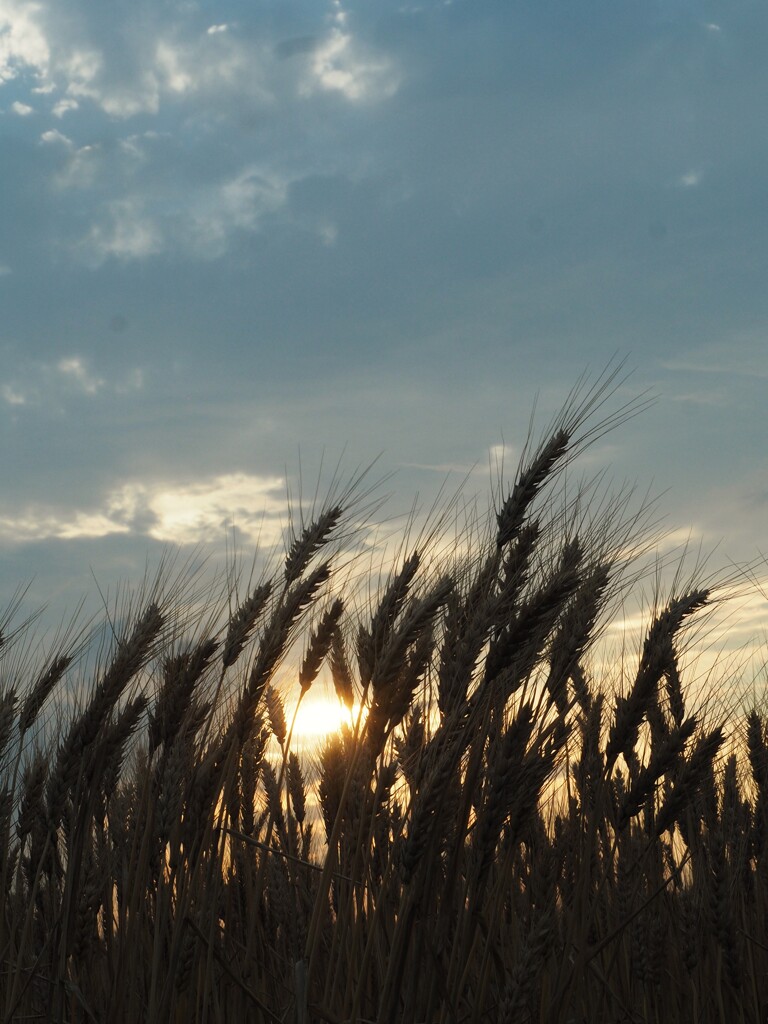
[154,40,192,94]
[87,75,161,118]
[56,355,104,394]
[1,2,270,117]
[40,127,72,146]
[489,442,517,471]
[0,11,157,118]
[78,164,288,264]
[59,47,99,86]
[0,0,404,126]
[331,0,347,27]
[10,99,33,114]
[0,485,141,544]
[47,130,147,192]
[49,29,271,116]
[678,170,702,188]
[185,166,287,255]
[666,388,728,408]
[154,32,270,102]
[661,335,768,381]
[57,45,101,95]
[145,473,285,544]
[1,1,393,123]
[51,96,78,117]
[117,134,147,163]
[0,357,146,409]
[317,221,338,246]
[489,440,520,479]
[82,198,164,263]
[0,0,50,83]
[0,473,287,545]
[303,27,399,102]
[0,508,131,543]
[1,383,25,405]
[56,45,162,117]
[41,132,105,189]
[53,141,102,189]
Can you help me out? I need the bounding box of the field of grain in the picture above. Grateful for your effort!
[1,379,765,1023]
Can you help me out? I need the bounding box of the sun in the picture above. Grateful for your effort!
[290,694,359,741]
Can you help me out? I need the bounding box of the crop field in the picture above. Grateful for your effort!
[1,379,766,1024]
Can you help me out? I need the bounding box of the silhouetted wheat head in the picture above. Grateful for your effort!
[0,369,764,1024]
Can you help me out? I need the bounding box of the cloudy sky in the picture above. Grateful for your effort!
[1,0,767,650]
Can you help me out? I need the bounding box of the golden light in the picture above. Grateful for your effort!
[290,694,361,742]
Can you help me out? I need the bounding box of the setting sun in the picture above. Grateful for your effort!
[290,694,361,741]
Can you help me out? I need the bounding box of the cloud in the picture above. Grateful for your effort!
[1,0,396,136]
[185,166,288,254]
[1,2,270,117]
[42,128,151,194]
[0,0,50,83]
[50,140,102,188]
[665,388,729,407]
[488,443,517,472]
[302,27,400,102]
[68,68,161,119]
[144,473,285,545]
[39,127,72,145]
[0,472,287,546]
[661,337,768,380]
[81,198,164,262]
[153,40,193,96]
[57,355,104,393]
[10,99,33,114]
[56,46,108,105]
[0,354,138,410]
[678,169,702,187]
[77,165,288,264]
[1,384,25,405]
[51,96,77,116]
[0,507,132,543]
[0,480,144,545]
[154,32,270,104]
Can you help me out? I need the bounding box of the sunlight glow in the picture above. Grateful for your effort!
[290,696,362,741]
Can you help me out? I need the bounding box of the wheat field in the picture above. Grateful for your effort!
[1,377,766,1024]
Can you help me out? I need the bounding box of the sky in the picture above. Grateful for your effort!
[1,0,767,670]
